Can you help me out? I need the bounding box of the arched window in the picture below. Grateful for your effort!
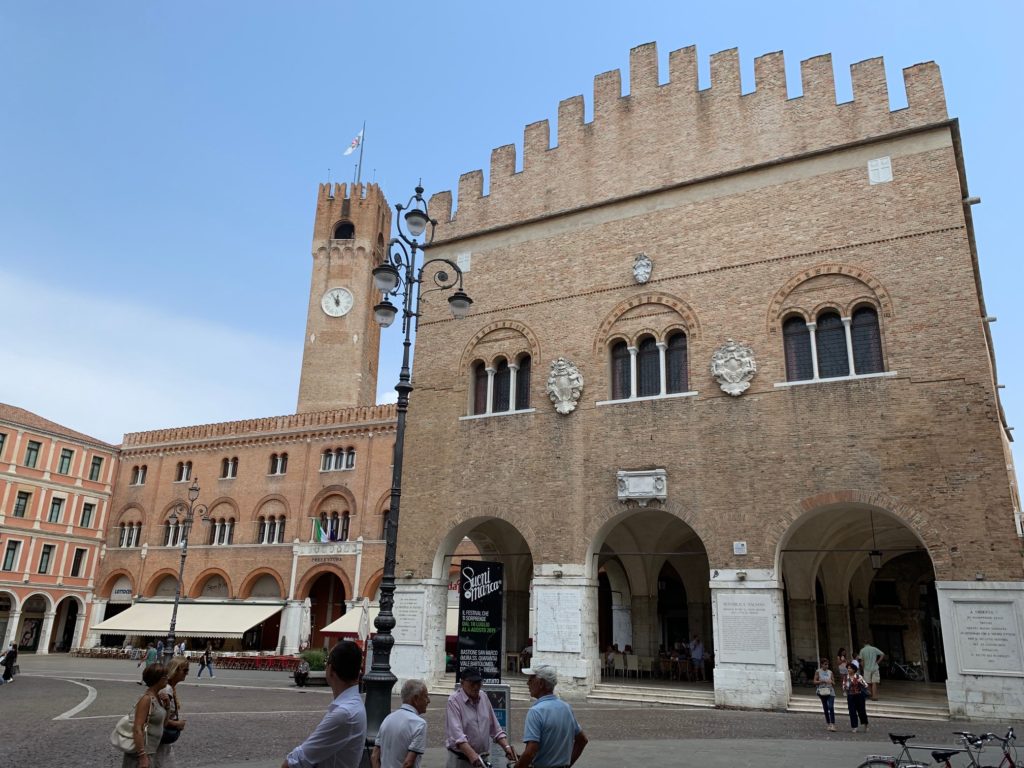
[636,337,660,397]
[164,519,182,547]
[321,450,333,472]
[665,332,688,394]
[783,316,814,381]
[472,362,488,415]
[120,522,142,548]
[276,517,286,543]
[493,359,511,412]
[175,462,191,482]
[851,306,883,374]
[332,221,355,240]
[269,453,287,475]
[258,516,267,544]
[816,312,849,378]
[340,511,350,542]
[131,465,147,485]
[515,355,532,410]
[611,341,631,400]
[345,450,355,469]
[334,449,346,470]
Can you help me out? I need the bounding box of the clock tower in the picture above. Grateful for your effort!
[296,182,392,413]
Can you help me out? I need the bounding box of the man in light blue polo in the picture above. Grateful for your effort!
[515,665,588,768]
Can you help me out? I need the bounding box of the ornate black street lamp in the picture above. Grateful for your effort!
[163,479,209,661]
[363,183,472,740]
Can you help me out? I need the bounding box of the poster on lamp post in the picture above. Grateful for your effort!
[457,560,504,684]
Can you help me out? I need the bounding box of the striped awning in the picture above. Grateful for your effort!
[91,601,283,639]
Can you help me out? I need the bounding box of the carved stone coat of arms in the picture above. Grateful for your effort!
[710,339,757,396]
[547,357,584,414]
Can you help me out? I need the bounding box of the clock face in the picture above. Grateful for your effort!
[321,287,354,317]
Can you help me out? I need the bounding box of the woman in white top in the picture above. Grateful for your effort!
[813,657,837,731]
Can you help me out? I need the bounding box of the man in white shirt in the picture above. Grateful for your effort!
[371,679,430,768]
[283,641,367,768]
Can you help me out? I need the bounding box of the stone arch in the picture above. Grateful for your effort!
[308,485,357,515]
[144,569,181,598]
[593,291,701,352]
[459,319,542,376]
[20,591,54,612]
[53,593,87,613]
[238,568,286,599]
[845,296,883,318]
[586,501,710,576]
[362,568,384,601]
[774,490,943,575]
[112,503,146,525]
[99,570,135,599]
[188,568,233,599]
[767,262,894,334]
[431,515,536,585]
[252,493,291,520]
[296,563,353,601]
[0,588,20,612]
[808,301,847,319]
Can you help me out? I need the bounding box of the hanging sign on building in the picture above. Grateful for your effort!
[457,560,504,684]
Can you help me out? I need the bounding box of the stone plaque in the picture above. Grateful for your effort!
[392,590,425,645]
[717,592,775,664]
[953,600,1024,676]
[536,590,582,653]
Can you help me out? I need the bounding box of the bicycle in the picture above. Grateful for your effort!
[978,728,1017,768]
[887,660,925,682]
[857,731,989,768]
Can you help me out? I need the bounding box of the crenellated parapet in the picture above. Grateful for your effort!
[312,182,391,248]
[429,42,947,239]
[121,404,397,449]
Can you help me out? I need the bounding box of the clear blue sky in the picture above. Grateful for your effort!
[1,2,1020,471]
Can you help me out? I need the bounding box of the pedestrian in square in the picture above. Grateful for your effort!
[138,643,158,685]
[1,642,17,683]
[858,639,885,700]
[155,656,189,768]
[813,657,836,731]
[282,640,366,768]
[843,659,869,733]
[515,665,587,768]
[197,643,215,679]
[371,678,429,768]
[445,667,517,768]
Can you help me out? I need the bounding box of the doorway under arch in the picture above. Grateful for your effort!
[305,571,348,649]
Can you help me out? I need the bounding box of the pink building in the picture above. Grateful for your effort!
[0,404,117,653]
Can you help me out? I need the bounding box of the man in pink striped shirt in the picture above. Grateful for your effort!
[445,668,517,768]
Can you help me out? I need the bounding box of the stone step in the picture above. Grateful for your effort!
[588,683,717,708]
[787,696,949,722]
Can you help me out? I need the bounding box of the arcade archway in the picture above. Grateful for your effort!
[779,503,946,687]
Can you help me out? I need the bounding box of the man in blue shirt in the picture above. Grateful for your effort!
[283,641,367,768]
[515,665,588,768]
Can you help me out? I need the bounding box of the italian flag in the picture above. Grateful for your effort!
[313,519,329,542]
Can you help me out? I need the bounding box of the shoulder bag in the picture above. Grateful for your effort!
[110,694,153,753]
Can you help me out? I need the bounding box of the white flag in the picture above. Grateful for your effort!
[343,128,363,156]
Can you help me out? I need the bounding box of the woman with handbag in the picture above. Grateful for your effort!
[114,663,169,767]
[843,659,870,733]
[155,657,189,767]
[812,657,837,731]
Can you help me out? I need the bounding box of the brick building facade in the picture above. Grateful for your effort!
[90,184,399,654]
[0,404,117,653]
[386,44,1023,719]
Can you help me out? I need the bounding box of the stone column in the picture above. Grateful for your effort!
[709,570,791,710]
[2,609,21,649]
[391,578,448,686]
[826,603,852,657]
[37,610,57,654]
[787,598,818,661]
[528,565,598,697]
[936,580,1024,721]
[84,600,106,648]
[73,611,87,650]
[505,588,530,654]
[278,600,303,655]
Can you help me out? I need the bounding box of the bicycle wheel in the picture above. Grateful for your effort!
[907,668,924,682]
[856,760,896,768]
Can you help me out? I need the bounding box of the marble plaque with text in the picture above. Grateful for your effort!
[717,592,775,664]
[953,600,1024,675]
[392,591,425,644]
[536,590,582,653]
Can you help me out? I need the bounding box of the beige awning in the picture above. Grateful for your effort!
[91,602,283,639]
[322,604,460,636]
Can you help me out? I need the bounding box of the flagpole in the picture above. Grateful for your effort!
[356,121,366,185]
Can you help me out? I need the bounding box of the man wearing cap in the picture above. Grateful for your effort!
[446,667,517,768]
[516,665,587,768]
